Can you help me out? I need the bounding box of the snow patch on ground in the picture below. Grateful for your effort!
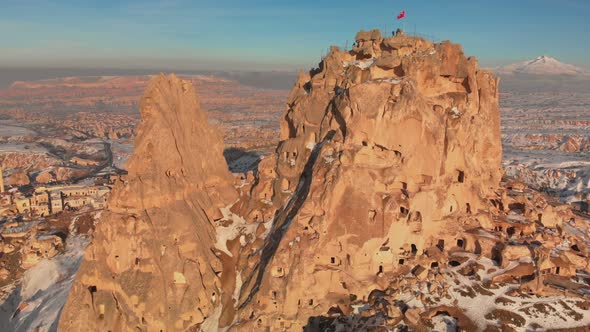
[444,257,590,330]
[215,205,258,257]
[431,314,457,332]
[199,305,227,332]
[392,246,590,331]
[20,260,60,301]
[233,272,243,303]
[0,217,90,332]
[368,78,402,84]
[343,59,376,70]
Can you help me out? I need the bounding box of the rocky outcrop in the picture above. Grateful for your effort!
[233,30,503,330]
[0,152,57,171]
[7,170,30,186]
[58,74,238,331]
[20,233,63,269]
[34,169,54,183]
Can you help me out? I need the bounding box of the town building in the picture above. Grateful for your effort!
[70,156,101,166]
[13,184,111,216]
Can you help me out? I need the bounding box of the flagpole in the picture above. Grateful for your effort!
[396,10,406,34]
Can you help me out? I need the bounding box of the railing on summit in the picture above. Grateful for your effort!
[339,30,441,52]
[410,31,440,43]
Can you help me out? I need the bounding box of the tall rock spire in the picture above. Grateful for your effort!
[58,74,238,331]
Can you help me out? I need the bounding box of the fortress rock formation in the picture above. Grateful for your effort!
[233,28,503,330]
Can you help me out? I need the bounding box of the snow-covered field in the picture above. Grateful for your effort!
[0,143,48,154]
[0,121,36,137]
[503,149,590,202]
[501,90,590,203]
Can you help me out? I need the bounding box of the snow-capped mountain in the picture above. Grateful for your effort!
[496,55,589,76]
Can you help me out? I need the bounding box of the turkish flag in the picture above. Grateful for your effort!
[397,10,406,20]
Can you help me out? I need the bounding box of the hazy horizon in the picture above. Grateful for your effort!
[2,0,589,71]
[0,66,301,90]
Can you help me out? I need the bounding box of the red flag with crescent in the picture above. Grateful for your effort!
[397,10,406,20]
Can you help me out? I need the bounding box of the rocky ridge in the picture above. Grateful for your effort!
[59,31,590,331]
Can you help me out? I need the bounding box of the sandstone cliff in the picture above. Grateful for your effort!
[232,29,504,330]
[58,74,238,331]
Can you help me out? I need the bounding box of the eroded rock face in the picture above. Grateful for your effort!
[58,74,238,331]
[7,170,30,186]
[57,32,590,332]
[20,233,64,269]
[233,31,503,330]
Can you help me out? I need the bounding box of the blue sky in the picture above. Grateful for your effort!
[0,0,588,70]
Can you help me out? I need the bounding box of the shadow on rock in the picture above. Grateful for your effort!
[239,130,336,308]
[223,147,263,174]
